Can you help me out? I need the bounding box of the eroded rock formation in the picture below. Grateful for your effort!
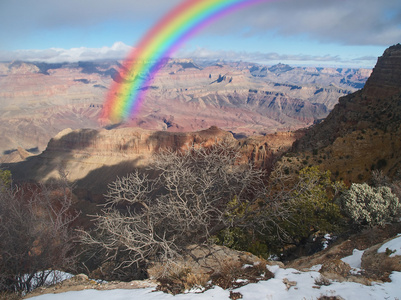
[6,126,300,196]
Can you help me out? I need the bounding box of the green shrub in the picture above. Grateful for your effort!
[340,183,400,226]
[217,166,348,255]
[283,166,346,244]
[0,169,11,189]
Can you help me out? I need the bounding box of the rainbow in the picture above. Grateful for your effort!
[102,0,272,123]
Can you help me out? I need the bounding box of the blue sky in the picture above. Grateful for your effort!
[0,0,400,68]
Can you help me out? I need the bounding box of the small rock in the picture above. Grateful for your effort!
[320,259,351,279]
[282,278,297,290]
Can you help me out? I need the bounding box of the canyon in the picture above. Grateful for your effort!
[4,43,398,201]
[2,45,401,299]
[0,59,370,157]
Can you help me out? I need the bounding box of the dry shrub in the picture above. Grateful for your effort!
[154,256,274,294]
[155,264,210,295]
[210,259,243,289]
[183,272,210,291]
[81,143,271,275]
[362,258,398,282]
[230,291,243,300]
[211,258,273,290]
[89,261,116,281]
[0,175,79,293]
[0,292,20,300]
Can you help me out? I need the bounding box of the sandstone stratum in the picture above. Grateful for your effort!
[0,59,370,157]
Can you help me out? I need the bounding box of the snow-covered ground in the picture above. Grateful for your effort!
[28,236,401,300]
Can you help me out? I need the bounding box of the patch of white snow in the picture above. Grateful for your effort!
[341,249,365,274]
[309,264,322,272]
[378,234,401,257]
[322,233,332,250]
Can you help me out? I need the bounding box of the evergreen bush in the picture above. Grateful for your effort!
[341,183,400,226]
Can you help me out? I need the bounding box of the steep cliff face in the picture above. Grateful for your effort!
[45,126,234,159]
[363,44,401,100]
[6,126,300,194]
[291,44,401,182]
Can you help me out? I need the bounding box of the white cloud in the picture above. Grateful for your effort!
[0,43,378,68]
[0,42,132,63]
[176,47,376,68]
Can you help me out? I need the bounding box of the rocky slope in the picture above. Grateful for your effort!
[24,223,401,298]
[0,59,370,157]
[290,44,401,182]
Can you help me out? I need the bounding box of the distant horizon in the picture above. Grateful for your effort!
[0,41,380,69]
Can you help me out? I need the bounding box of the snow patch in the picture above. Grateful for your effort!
[28,243,401,300]
[322,233,332,250]
[377,234,401,257]
[28,269,401,300]
[309,264,322,272]
[341,249,365,274]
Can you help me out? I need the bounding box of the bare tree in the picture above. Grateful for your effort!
[80,142,271,277]
[0,172,79,294]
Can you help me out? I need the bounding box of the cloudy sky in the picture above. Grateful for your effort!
[0,0,400,67]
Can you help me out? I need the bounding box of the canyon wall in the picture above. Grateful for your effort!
[6,126,301,195]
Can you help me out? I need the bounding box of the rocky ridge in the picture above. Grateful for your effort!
[290,44,401,182]
[6,126,301,197]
